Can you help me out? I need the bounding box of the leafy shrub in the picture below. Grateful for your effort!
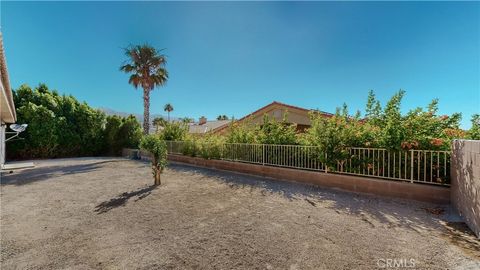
[300,105,359,170]
[140,135,167,185]
[8,84,141,159]
[181,136,199,157]
[469,114,480,140]
[197,135,225,159]
[153,117,167,133]
[225,114,297,145]
[104,115,142,155]
[225,119,257,144]
[300,91,468,169]
[365,90,465,150]
[256,114,297,145]
[158,121,188,141]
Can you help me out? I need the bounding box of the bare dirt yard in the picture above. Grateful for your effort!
[1,158,479,269]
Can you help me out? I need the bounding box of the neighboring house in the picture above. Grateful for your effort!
[188,116,230,135]
[213,101,333,134]
[0,33,16,167]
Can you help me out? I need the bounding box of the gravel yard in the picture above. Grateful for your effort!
[1,158,479,269]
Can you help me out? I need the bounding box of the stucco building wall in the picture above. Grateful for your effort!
[451,140,480,238]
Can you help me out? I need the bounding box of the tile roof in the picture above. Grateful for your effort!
[235,101,333,123]
[213,101,334,133]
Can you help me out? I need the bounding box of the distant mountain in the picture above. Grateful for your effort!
[98,107,181,133]
[99,107,139,118]
[98,107,180,122]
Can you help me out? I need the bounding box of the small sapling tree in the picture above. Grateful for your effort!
[140,135,168,185]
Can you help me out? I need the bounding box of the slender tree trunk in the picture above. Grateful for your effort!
[168,111,170,122]
[154,170,161,185]
[143,88,150,135]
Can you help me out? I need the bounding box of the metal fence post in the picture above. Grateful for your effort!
[410,150,414,183]
[325,153,328,173]
[262,144,265,166]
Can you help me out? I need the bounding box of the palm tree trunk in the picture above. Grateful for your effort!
[143,88,150,135]
[168,112,170,122]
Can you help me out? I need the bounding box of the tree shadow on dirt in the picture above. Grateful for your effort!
[1,160,124,186]
[95,185,156,214]
[167,162,480,257]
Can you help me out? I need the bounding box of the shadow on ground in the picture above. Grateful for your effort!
[442,222,480,259]
[95,185,157,214]
[168,162,480,257]
[1,160,125,186]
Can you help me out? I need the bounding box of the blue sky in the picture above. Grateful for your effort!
[1,1,479,128]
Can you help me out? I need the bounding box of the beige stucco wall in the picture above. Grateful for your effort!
[451,140,480,238]
[246,106,311,126]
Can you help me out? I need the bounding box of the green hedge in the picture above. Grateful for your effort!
[7,84,142,159]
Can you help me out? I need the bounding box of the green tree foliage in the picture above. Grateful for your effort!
[157,121,188,141]
[365,90,382,126]
[225,114,297,145]
[256,114,297,145]
[402,100,463,150]
[197,134,226,159]
[300,105,363,170]
[104,115,142,155]
[153,116,167,133]
[469,114,480,140]
[225,119,257,144]
[8,84,142,159]
[365,90,465,150]
[217,115,229,120]
[181,135,199,157]
[177,134,226,159]
[381,90,406,150]
[300,92,466,167]
[140,135,168,185]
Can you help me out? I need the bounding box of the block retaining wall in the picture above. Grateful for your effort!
[165,154,450,204]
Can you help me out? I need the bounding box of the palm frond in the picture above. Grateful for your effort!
[128,74,141,89]
[119,63,135,72]
[120,44,168,90]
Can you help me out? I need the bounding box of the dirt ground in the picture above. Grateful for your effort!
[1,158,479,269]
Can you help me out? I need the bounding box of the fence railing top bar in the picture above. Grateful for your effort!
[224,142,307,147]
[349,147,392,151]
[348,147,451,153]
[165,141,451,154]
[409,149,451,153]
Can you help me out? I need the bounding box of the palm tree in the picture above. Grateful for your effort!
[120,44,168,134]
[164,103,174,122]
